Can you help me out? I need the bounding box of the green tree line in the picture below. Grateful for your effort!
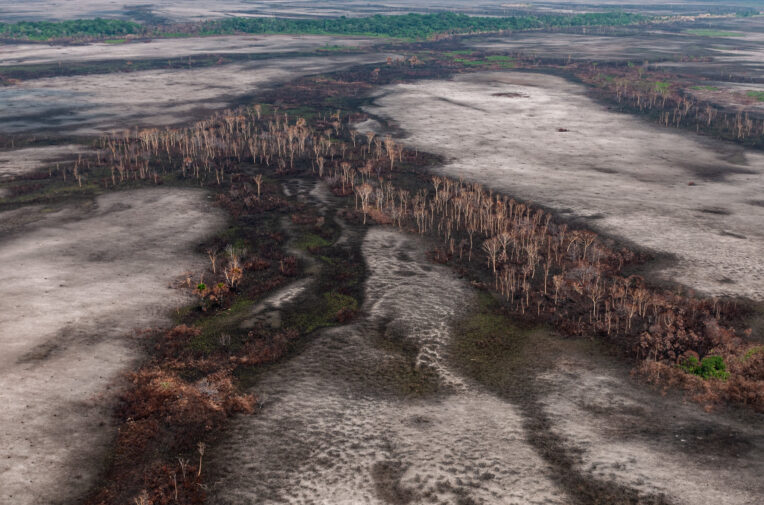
[199,12,646,39]
[0,18,140,40]
[0,12,646,42]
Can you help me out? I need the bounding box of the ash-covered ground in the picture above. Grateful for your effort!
[0,188,225,505]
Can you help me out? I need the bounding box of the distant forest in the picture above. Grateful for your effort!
[0,12,647,42]
[0,18,141,40]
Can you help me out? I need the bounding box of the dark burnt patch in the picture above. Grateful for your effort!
[492,92,528,98]
[698,206,731,215]
[719,231,747,240]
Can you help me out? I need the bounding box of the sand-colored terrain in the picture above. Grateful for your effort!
[467,31,712,62]
[466,17,764,81]
[538,356,764,505]
[0,53,394,134]
[209,227,567,504]
[208,223,763,504]
[0,188,225,505]
[0,34,377,66]
[0,9,761,503]
[0,144,86,180]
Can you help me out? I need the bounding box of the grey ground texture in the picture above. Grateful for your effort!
[0,8,763,504]
[0,188,225,505]
[362,72,764,300]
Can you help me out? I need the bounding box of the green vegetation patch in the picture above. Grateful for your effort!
[0,18,140,40]
[201,12,646,40]
[448,293,545,393]
[679,355,730,380]
[295,232,332,251]
[284,291,357,334]
[685,29,745,38]
[743,345,764,360]
[745,90,764,102]
[324,291,358,315]
[281,105,319,119]
[0,12,647,42]
[445,50,474,57]
[453,54,516,68]
[189,296,255,353]
[691,85,720,91]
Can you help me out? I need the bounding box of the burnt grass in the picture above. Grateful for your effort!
[2,38,761,505]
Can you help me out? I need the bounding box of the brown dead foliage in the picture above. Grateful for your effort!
[86,321,300,505]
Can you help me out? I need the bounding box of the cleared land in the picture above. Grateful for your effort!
[467,31,714,62]
[363,71,764,300]
[465,17,764,81]
[537,355,764,505]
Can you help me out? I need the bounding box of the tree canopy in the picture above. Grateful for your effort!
[0,18,140,40]
[0,12,647,42]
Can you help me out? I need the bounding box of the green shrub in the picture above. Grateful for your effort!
[286,291,357,333]
[295,233,332,251]
[679,355,730,380]
[743,346,763,360]
[654,81,671,93]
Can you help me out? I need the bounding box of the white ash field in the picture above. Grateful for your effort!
[0,189,225,504]
[0,3,763,505]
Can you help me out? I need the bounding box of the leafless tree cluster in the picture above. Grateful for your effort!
[100,107,315,186]
[322,151,760,406]
[94,105,404,195]
[580,65,764,144]
[359,172,750,364]
[89,102,759,409]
